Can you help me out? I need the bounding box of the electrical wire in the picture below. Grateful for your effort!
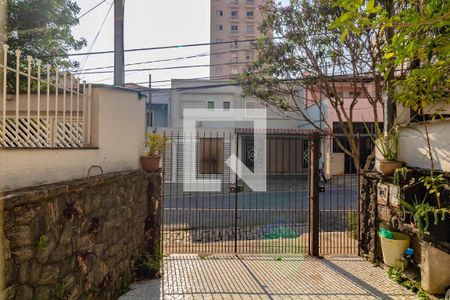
[43,38,260,58]
[78,0,107,19]
[79,2,114,72]
[73,61,250,75]
[71,47,256,72]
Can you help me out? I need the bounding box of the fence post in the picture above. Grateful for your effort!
[309,132,320,256]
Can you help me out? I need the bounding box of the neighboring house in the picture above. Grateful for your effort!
[125,83,171,130]
[128,78,382,177]
[301,78,384,174]
[156,79,314,185]
[148,88,170,129]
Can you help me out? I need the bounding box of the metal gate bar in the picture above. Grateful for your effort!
[161,131,360,255]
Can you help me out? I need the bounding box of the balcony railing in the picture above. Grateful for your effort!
[0,45,93,148]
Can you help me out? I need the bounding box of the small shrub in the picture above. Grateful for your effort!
[387,268,429,300]
[36,234,46,251]
[53,283,69,300]
[120,273,132,295]
[135,242,162,279]
[344,211,358,239]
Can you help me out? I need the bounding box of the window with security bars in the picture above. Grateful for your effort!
[198,138,224,174]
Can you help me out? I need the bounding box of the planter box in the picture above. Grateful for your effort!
[420,242,450,294]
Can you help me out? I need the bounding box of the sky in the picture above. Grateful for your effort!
[72,0,289,88]
[72,0,211,88]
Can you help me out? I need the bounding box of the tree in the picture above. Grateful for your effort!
[240,0,449,173]
[3,0,86,92]
[333,0,450,117]
[240,0,386,172]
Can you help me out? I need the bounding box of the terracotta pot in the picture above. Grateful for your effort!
[378,160,403,176]
[141,156,162,172]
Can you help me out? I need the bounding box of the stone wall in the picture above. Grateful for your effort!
[1,170,162,299]
[359,172,450,294]
[359,173,380,263]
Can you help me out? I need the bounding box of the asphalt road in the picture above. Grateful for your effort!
[162,188,358,229]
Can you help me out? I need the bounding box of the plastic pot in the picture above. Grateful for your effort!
[379,232,410,268]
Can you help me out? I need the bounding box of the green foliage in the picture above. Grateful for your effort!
[365,123,399,161]
[275,256,283,261]
[332,0,450,113]
[344,211,358,239]
[387,268,429,300]
[401,196,449,237]
[135,241,162,279]
[144,133,169,157]
[36,234,46,251]
[414,175,448,208]
[6,0,86,66]
[393,167,409,186]
[86,287,99,296]
[239,0,386,172]
[53,283,68,300]
[120,273,132,295]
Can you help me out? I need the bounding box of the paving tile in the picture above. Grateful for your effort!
[120,255,417,300]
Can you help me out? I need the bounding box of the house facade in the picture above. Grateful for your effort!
[301,79,384,174]
[127,77,382,178]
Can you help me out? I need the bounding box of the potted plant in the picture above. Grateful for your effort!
[141,133,168,172]
[371,126,403,176]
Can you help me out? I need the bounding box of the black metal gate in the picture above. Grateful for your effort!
[161,131,359,255]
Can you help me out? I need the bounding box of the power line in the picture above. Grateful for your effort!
[78,0,107,19]
[80,2,114,71]
[71,47,256,72]
[44,38,259,58]
[144,72,378,93]
[135,74,243,85]
[74,61,250,75]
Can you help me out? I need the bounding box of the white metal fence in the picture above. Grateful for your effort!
[0,44,92,148]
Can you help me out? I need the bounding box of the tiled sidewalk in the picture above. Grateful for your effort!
[120,255,416,300]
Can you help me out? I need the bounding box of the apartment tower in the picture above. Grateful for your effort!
[210,0,265,78]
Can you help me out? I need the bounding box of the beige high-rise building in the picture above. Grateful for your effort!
[210,0,265,78]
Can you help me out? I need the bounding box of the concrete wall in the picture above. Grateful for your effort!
[0,86,146,191]
[398,119,450,172]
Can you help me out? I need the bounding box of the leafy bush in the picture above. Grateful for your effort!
[344,211,358,239]
[144,134,169,157]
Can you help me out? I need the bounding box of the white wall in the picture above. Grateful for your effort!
[398,120,450,172]
[0,86,146,191]
[170,79,300,130]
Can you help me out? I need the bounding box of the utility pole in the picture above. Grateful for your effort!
[0,0,7,90]
[114,0,125,86]
[147,74,152,131]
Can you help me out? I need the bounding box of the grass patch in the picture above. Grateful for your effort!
[387,267,429,300]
